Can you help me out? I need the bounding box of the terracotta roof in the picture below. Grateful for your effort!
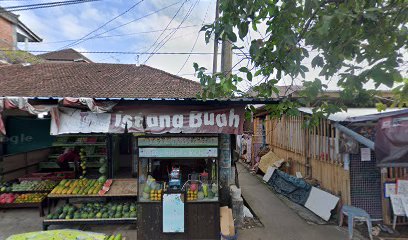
[0,63,202,98]
[37,49,93,63]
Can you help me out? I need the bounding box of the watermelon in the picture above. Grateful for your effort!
[98,176,107,183]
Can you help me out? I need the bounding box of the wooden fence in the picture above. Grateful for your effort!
[254,112,351,205]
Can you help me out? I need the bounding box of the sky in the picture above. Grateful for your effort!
[3,0,219,78]
[2,0,405,92]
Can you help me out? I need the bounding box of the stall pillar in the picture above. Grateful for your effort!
[219,134,231,206]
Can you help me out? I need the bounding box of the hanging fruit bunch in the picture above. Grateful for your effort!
[79,148,87,178]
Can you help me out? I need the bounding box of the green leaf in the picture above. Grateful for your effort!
[317,16,332,36]
[227,31,237,42]
[239,67,248,73]
[311,55,324,68]
[246,72,253,81]
[376,102,387,112]
[238,22,249,40]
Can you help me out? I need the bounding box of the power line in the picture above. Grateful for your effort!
[60,0,183,48]
[96,30,199,62]
[3,0,94,9]
[39,25,201,44]
[144,0,199,64]
[145,0,199,63]
[141,0,189,60]
[176,0,211,74]
[1,49,221,55]
[0,0,100,12]
[58,0,144,50]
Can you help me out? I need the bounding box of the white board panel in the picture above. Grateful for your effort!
[138,137,218,147]
[390,194,406,216]
[139,147,218,158]
[304,187,339,221]
[397,179,408,195]
[163,193,185,233]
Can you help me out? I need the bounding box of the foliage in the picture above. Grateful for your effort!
[0,49,44,64]
[196,0,408,121]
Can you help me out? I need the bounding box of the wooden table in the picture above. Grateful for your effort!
[47,178,138,214]
[0,200,46,217]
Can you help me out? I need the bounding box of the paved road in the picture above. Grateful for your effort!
[237,163,354,240]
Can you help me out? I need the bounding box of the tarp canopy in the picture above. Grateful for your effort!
[375,113,408,167]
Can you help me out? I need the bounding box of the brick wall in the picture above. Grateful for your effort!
[0,17,14,50]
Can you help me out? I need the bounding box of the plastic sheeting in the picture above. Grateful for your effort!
[375,113,408,167]
[267,169,312,205]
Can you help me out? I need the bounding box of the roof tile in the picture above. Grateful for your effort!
[0,63,202,98]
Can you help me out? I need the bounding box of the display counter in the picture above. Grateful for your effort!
[136,135,221,240]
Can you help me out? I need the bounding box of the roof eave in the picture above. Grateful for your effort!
[17,20,42,42]
[24,96,280,104]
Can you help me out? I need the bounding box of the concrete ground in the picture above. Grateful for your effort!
[1,164,366,240]
[0,207,137,239]
[237,162,365,240]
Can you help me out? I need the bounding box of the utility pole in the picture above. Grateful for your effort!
[214,0,234,207]
[213,0,233,76]
[212,0,220,74]
[221,40,233,77]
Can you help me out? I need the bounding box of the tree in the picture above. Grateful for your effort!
[195,0,407,119]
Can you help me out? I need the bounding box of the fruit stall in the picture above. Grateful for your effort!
[39,134,109,178]
[44,178,138,230]
[136,135,220,240]
[0,180,59,216]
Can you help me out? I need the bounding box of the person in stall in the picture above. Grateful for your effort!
[58,147,80,175]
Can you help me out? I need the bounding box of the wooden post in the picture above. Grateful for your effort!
[381,167,391,225]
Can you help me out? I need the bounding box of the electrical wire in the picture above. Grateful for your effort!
[143,0,199,64]
[58,0,144,50]
[145,0,199,63]
[141,0,189,59]
[39,25,201,44]
[1,49,220,55]
[3,0,95,9]
[0,0,99,12]
[176,0,211,75]
[60,0,183,49]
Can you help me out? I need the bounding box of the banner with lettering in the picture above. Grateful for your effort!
[50,106,245,135]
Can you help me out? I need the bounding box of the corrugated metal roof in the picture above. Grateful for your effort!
[298,107,408,122]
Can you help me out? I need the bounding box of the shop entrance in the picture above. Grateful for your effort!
[111,134,134,179]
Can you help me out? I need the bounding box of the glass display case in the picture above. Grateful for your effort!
[138,158,219,202]
[136,135,219,203]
